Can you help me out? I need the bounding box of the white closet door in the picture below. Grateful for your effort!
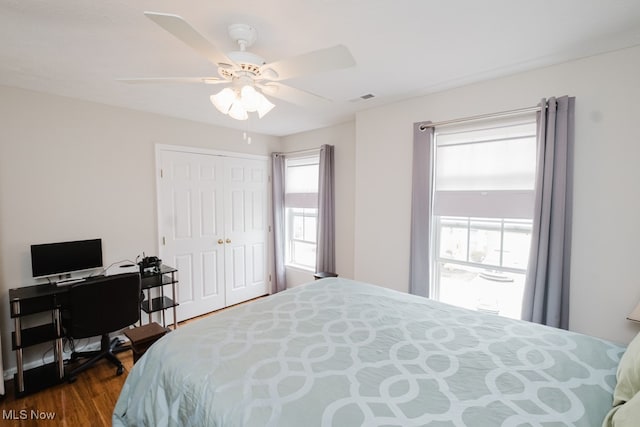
[224,157,269,306]
[159,150,226,321]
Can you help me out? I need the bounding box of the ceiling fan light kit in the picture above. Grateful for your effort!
[124,12,356,122]
[210,83,275,120]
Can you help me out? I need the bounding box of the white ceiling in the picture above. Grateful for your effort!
[2,0,640,136]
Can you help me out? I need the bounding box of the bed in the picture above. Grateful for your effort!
[113,277,632,426]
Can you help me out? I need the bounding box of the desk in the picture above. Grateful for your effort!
[9,283,67,396]
[8,265,179,397]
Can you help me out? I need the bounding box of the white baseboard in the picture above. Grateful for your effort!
[2,333,130,381]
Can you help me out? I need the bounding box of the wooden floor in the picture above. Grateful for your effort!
[0,351,135,426]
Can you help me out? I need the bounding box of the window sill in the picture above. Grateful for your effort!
[285,264,315,274]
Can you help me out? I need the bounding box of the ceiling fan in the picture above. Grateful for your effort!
[119,12,357,120]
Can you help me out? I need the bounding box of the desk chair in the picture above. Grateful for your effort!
[62,272,141,382]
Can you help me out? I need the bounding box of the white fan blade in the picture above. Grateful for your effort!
[144,12,235,69]
[259,83,331,107]
[117,77,228,84]
[260,45,355,81]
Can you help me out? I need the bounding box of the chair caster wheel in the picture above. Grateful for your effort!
[116,366,124,376]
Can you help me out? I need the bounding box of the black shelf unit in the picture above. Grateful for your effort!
[11,323,60,349]
[141,296,177,312]
[140,265,179,329]
[9,284,65,397]
[13,363,61,396]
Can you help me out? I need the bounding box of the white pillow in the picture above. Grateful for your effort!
[603,331,640,426]
[613,331,640,405]
[605,389,640,427]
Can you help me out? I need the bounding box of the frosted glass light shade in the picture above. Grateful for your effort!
[240,85,260,112]
[210,88,236,114]
[256,94,275,118]
[228,99,248,121]
[210,85,274,120]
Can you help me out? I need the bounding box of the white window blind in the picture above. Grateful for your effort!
[434,120,537,219]
[285,156,319,209]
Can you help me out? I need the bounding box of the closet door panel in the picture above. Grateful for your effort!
[158,150,226,321]
[224,157,269,305]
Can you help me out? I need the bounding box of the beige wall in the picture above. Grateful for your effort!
[353,45,640,345]
[0,86,280,374]
[280,121,356,286]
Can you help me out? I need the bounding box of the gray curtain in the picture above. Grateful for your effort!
[271,153,287,293]
[409,122,434,296]
[316,144,335,273]
[521,96,575,329]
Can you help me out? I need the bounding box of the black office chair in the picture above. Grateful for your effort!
[62,272,141,382]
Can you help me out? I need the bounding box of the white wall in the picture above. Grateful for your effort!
[0,86,281,374]
[2,42,638,379]
[354,45,640,345]
[280,121,356,286]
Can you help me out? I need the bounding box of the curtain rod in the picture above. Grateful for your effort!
[279,147,321,156]
[418,104,543,131]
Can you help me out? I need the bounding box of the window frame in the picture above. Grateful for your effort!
[286,207,318,270]
[435,216,532,272]
[430,116,537,311]
[283,153,320,271]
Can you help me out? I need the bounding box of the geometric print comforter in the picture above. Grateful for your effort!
[113,278,624,427]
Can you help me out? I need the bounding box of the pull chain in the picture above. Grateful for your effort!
[243,116,252,144]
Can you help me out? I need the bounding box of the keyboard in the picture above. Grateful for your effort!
[56,278,86,286]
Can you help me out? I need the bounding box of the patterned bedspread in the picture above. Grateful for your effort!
[113,278,624,426]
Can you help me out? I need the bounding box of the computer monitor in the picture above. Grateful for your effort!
[31,238,103,278]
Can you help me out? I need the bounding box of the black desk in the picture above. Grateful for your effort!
[8,266,179,397]
[9,282,68,396]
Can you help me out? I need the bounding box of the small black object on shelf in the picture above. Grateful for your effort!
[138,256,162,275]
[313,272,338,280]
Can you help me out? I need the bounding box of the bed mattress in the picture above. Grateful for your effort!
[113,278,624,426]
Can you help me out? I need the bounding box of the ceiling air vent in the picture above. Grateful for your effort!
[349,93,376,102]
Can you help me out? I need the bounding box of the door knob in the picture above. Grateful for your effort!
[217,239,224,244]
[226,238,232,244]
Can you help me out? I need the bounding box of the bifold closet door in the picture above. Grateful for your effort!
[158,150,226,321]
[223,157,269,306]
[158,148,269,321]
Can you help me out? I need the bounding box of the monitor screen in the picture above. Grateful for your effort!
[31,239,103,278]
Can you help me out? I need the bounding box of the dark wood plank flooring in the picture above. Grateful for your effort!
[0,351,134,426]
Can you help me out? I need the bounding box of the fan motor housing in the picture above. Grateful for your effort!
[218,60,263,80]
[220,24,265,80]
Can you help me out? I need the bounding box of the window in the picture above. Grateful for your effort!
[284,155,319,270]
[432,118,537,319]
